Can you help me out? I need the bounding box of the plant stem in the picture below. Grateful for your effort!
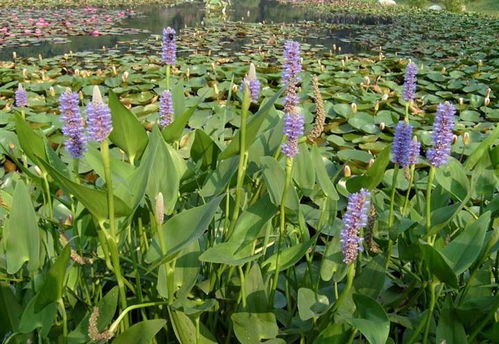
[402,164,415,215]
[331,263,355,313]
[386,164,399,268]
[100,140,128,317]
[166,64,171,90]
[58,299,68,341]
[42,172,54,218]
[72,158,80,184]
[108,301,169,334]
[227,84,251,239]
[425,166,436,243]
[238,265,247,309]
[270,157,293,306]
[422,281,438,344]
[405,102,410,122]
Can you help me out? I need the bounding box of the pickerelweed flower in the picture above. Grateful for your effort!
[427,102,456,167]
[86,86,112,143]
[402,62,417,102]
[281,108,304,158]
[162,27,176,65]
[60,90,87,159]
[159,90,174,127]
[15,83,28,107]
[391,121,413,167]
[341,189,371,265]
[282,40,301,85]
[240,63,261,103]
[408,136,420,165]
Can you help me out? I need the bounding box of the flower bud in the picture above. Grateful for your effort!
[485,88,491,97]
[38,54,42,62]
[351,102,357,113]
[75,69,80,77]
[344,165,351,178]
[484,97,490,106]
[34,165,43,176]
[13,51,17,60]
[463,132,470,145]
[379,122,385,131]
[155,192,164,225]
[121,71,129,83]
[186,67,190,79]
[213,83,219,96]
[211,62,216,72]
[49,86,55,97]
[367,158,375,169]
[382,93,389,101]
[112,65,117,76]
[452,134,458,145]
[458,97,464,105]
[22,68,28,78]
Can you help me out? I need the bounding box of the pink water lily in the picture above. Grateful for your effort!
[91,30,101,37]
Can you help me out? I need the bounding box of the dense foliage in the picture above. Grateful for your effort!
[0,1,497,343]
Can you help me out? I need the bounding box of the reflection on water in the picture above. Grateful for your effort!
[0,0,369,60]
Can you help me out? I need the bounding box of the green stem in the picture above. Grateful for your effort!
[42,173,53,218]
[405,102,410,122]
[426,166,436,243]
[402,164,415,216]
[227,84,251,239]
[422,282,438,344]
[386,165,399,268]
[166,64,171,90]
[270,157,293,307]
[238,265,247,309]
[72,158,80,184]
[100,140,128,316]
[331,263,355,313]
[108,301,169,334]
[58,299,68,341]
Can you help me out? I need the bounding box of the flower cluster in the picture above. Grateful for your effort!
[391,121,413,167]
[402,62,417,102]
[60,91,87,159]
[427,102,455,167]
[408,136,421,166]
[162,27,176,66]
[281,110,305,158]
[240,63,261,103]
[282,40,301,85]
[159,90,174,127]
[341,189,371,264]
[86,86,113,143]
[15,83,28,107]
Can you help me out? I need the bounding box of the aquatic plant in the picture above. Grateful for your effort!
[340,189,370,264]
[60,90,87,159]
[86,86,112,143]
[427,102,456,167]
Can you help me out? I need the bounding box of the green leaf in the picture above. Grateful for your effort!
[5,180,40,274]
[232,312,279,344]
[68,287,119,343]
[346,294,390,344]
[146,196,222,265]
[260,156,299,211]
[320,234,347,282]
[297,288,329,321]
[442,211,491,275]
[35,245,71,312]
[199,156,238,198]
[18,296,57,337]
[353,255,386,299]
[199,242,260,266]
[219,87,285,160]
[230,195,276,244]
[37,159,131,221]
[245,264,268,313]
[421,243,458,288]
[263,234,318,272]
[170,311,217,344]
[108,91,148,163]
[0,282,22,338]
[347,145,390,192]
[112,319,166,344]
[15,116,46,163]
[311,145,339,200]
[465,125,499,170]
[435,157,470,201]
[314,323,353,344]
[191,129,220,169]
[293,145,315,191]
[436,307,468,344]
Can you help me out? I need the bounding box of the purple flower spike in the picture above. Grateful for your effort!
[15,83,28,107]
[408,137,420,165]
[162,27,176,65]
[402,62,418,102]
[427,102,456,167]
[86,86,112,143]
[391,121,413,167]
[60,90,87,159]
[240,63,261,103]
[159,90,174,127]
[341,189,371,265]
[281,110,304,158]
[282,40,302,85]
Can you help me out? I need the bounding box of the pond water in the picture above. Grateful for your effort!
[0,0,370,61]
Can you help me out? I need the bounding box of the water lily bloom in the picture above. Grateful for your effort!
[60,91,87,159]
[159,90,174,127]
[402,62,418,102]
[281,108,304,158]
[391,121,413,167]
[91,30,101,37]
[341,189,371,264]
[86,86,112,143]
[427,102,456,167]
[240,63,260,103]
[162,27,176,66]
[15,83,28,107]
[282,40,302,85]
